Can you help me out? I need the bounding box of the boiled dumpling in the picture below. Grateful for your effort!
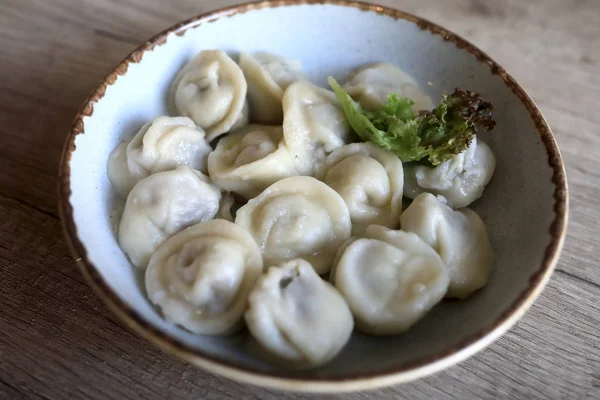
[235,176,351,274]
[146,219,263,334]
[118,166,221,268]
[207,125,298,199]
[216,192,236,222]
[403,137,496,209]
[239,52,303,124]
[400,193,493,298]
[343,62,433,112]
[319,142,404,235]
[329,236,358,284]
[169,50,248,141]
[107,116,212,197]
[282,81,351,176]
[332,225,449,335]
[245,258,353,366]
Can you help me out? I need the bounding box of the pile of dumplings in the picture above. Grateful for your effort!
[107,49,496,368]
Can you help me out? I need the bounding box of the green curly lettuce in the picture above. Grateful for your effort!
[328,77,495,166]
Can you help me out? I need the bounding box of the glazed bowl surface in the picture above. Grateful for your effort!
[58,0,568,392]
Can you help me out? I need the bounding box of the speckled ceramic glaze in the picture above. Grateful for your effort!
[58,0,568,392]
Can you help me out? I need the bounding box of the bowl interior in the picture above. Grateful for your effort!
[65,2,559,380]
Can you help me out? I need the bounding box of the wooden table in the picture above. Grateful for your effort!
[1,0,599,398]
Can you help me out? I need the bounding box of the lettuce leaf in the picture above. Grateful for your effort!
[328,76,495,165]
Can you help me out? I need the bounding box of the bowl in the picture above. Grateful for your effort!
[58,0,568,392]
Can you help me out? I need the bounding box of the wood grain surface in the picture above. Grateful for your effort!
[1,0,599,399]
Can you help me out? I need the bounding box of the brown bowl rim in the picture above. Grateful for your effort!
[57,0,569,392]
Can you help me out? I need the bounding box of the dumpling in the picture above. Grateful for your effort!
[319,142,404,235]
[216,191,236,222]
[235,176,351,274]
[332,225,449,335]
[107,116,212,197]
[403,136,496,209]
[239,52,303,124]
[400,193,493,298]
[145,219,263,335]
[343,62,433,112]
[245,259,353,366]
[329,236,358,284]
[282,81,351,176]
[207,124,298,199]
[169,50,248,141]
[118,166,221,268]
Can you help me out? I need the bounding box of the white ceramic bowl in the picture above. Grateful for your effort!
[58,0,568,392]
